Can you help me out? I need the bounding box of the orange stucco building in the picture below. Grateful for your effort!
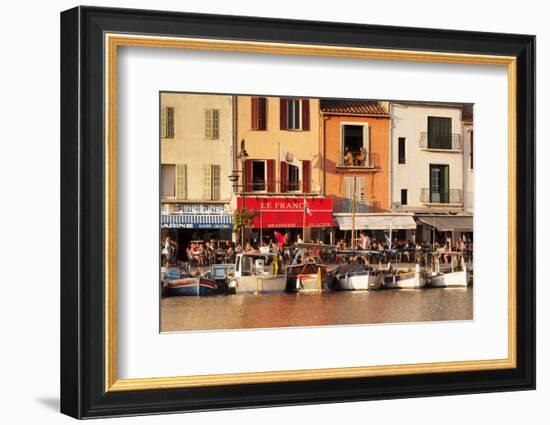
[321,100,391,213]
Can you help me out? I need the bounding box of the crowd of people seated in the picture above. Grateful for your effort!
[161,232,473,268]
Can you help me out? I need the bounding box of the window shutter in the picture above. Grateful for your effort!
[166,107,175,138]
[301,99,310,131]
[176,164,187,199]
[244,159,253,192]
[212,109,219,139]
[211,165,221,200]
[280,99,288,130]
[202,165,212,200]
[160,107,167,138]
[357,177,365,205]
[205,110,212,139]
[343,177,353,212]
[251,97,259,130]
[258,97,267,130]
[302,160,311,193]
[266,160,276,193]
[280,161,288,193]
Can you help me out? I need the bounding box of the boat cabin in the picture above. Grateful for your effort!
[234,253,283,278]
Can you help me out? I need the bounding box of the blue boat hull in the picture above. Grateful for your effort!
[166,278,217,296]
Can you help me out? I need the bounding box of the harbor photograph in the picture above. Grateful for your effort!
[159,93,474,332]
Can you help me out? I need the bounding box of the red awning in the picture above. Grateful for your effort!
[237,197,334,228]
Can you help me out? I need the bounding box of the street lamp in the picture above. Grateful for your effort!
[228,139,249,246]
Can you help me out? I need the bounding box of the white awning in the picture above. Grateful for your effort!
[334,214,417,230]
[416,215,473,232]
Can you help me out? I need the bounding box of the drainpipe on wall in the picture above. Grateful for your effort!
[321,113,328,196]
[389,103,394,210]
[232,95,238,177]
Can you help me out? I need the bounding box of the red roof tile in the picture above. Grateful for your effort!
[320,99,388,116]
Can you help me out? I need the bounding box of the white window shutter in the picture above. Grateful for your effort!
[176,164,187,199]
[344,176,352,201]
[363,125,370,152]
[357,177,365,205]
[202,164,212,200]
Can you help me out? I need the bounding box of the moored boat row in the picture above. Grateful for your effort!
[161,244,471,297]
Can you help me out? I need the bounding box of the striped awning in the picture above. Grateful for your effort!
[161,213,232,229]
[334,214,417,230]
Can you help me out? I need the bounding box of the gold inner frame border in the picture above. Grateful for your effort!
[104,33,517,392]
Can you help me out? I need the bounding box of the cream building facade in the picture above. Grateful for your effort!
[160,93,234,254]
[160,93,233,206]
[462,109,474,214]
[390,102,472,242]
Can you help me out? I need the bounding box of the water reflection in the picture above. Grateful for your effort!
[161,288,473,332]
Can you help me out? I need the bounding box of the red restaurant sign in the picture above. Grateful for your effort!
[237,197,334,228]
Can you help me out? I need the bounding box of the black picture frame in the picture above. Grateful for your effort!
[61,6,535,419]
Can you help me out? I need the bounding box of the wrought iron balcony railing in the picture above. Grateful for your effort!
[336,199,380,213]
[420,188,463,204]
[419,132,462,151]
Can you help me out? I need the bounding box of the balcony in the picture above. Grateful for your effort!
[334,198,381,213]
[246,180,303,193]
[336,151,380,170]
[419,133,462,152]
[420,188,463,205]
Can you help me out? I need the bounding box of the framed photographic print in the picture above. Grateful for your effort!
[60,6,535,419]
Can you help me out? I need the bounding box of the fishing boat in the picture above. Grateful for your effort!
[286,261,332,292]
[333,263,382,291]
[227,252,287,294]
[428,252,468,288]
[381,263,427,289]
[286,243,334,292]
[331,250,383,291]
[166,277,218,296]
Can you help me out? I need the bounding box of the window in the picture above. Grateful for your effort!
[205,109,220,140]
[398,137,406,164]
[202,164,221,200]
[287,100,300,130]
[280,98,310,131]
[401,189,408,206]
[343,176,365,212]
[251,160,266,192]
[341,124,369,166]
[161,164,186,199]
[470,130,474,169]
[161,106,175,138]
[430,164,449,203]
[287,164,300,191]
[427,116,452,149]
[251,97,267,130]
[161,164,175,198]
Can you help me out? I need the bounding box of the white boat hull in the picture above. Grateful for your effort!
[382,270,426,289]
[233,275,287,294]
[429,270,468,287]
[293,274,325,292]
[337,273,381,291]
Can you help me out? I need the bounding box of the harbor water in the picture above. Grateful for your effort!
[161,287,473,332]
